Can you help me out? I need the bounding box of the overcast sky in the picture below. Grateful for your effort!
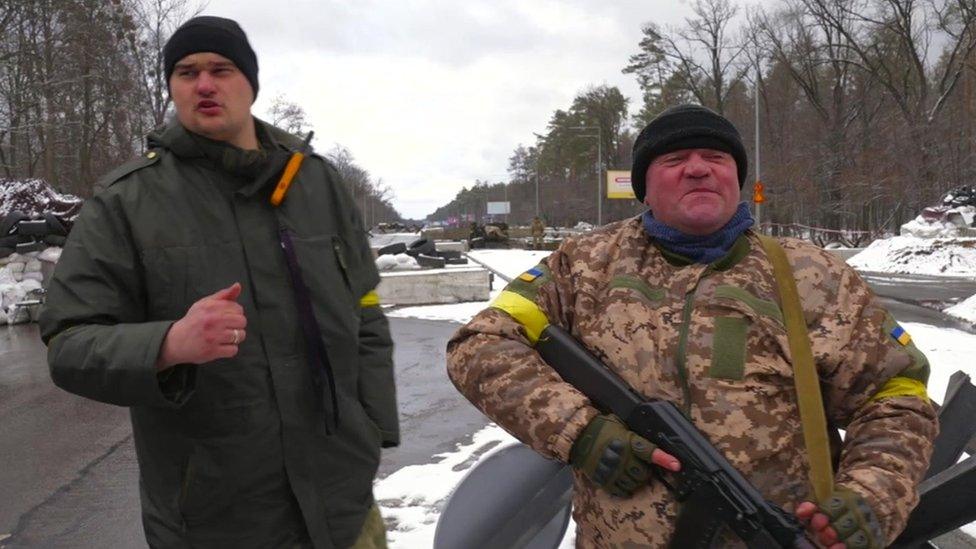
[203,1,726,219]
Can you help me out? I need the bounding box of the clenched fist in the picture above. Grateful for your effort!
[156,283,248,371]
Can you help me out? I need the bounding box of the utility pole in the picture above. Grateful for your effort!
[754,63,763,232]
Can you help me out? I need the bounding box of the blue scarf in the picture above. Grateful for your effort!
[642,202,754,264]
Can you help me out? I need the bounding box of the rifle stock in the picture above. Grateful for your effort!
[535,324,814,549]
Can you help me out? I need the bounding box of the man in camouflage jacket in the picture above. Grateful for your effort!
[447,105,937,548]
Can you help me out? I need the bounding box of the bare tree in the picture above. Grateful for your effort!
[752,0,881,228]
[803,0,976,193]
[124,0,205,132]
[657,0,752,114]
[267,94,312,136]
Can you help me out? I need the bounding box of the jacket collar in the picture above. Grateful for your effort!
[147,118,307,198]
[656,231,752,271]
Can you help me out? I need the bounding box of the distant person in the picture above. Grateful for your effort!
[447,104,936,548]
[40,16,397,548]
[531,216,545,249]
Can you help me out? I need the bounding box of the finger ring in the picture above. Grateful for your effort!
[232,329,240,345]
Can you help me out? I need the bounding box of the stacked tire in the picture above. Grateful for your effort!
[404,238,467,267]
[374,237,469,271]
[0,211,69,259]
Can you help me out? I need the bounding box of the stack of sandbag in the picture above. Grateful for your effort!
[375,253,421,271]
[0,248,61,325]
[2,253,44,283]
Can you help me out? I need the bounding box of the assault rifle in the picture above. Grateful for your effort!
[535,324,816,549]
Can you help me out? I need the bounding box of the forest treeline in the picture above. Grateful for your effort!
[0,0,400,225]
[430,0,976,233]
[4,0,975,232]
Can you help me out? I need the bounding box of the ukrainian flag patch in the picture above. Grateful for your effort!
[518,267,544,282]
[890,324,912,346]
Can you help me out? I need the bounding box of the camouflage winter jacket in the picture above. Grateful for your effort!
[447,218,937,548]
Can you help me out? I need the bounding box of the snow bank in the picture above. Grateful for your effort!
[467,249,551,280]
[847,235,976,276]
[901,207,975,239]
[387,289,502,323]
[945,295,976,326]
[376,425,516,547]
[0,178,82,220]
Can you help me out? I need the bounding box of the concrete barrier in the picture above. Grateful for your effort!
[825,248,865,261]
[434,241,468,253]
[377,267,490,306]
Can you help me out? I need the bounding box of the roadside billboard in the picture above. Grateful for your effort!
[606,171,635,199]
[486,201,511,215]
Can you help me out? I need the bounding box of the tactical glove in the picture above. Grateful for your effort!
[819,488,884,549]
[569,414,656,497]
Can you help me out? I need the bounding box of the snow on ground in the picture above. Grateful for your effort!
[847,235,976,276]
[904,322,976,539]
[375,425,517,547]
[945,295,976,325]
[464,249,552,280]
[380,247,976,546]
[385,289,502,324]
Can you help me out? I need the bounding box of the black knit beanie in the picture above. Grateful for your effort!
[630,104,748,202]
[164,16,259,101]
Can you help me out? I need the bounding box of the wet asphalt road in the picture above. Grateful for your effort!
[860,271,976,306]
[0,317,486,549]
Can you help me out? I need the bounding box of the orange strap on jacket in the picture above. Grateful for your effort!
[270,131,315,207]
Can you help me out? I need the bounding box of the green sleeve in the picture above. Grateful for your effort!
[39,194,195,407]
[357,303,399,447]
[334,162,398,447]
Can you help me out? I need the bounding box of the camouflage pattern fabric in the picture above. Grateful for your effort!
[350,504,387,549]
[446,217,938,548]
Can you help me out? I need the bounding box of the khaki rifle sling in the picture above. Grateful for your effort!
[758,235,835,503]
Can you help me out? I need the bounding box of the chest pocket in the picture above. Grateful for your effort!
[286,232,363,341]
[605,275,666,304]
[140,243,241,320]
[707,285,790,385]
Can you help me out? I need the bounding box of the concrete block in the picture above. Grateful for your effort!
[434,241,468,252]
[825,248,864,261]
[377,267,490,306]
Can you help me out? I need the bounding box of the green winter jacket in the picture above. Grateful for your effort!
[39,119,399,549]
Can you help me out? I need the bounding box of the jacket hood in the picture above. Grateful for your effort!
[147,117,306,157]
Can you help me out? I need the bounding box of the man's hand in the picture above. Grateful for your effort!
[569,414,681,497]
[795,488,884,549]
[156,283,247,371]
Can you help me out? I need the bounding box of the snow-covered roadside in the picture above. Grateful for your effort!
[375,425,517,547]
[945,296,976,326]
[463,249,552,280]
[379,248,976,546]
[847,235,976,277]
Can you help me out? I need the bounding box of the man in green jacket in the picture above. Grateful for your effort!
[39,16,398,549]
